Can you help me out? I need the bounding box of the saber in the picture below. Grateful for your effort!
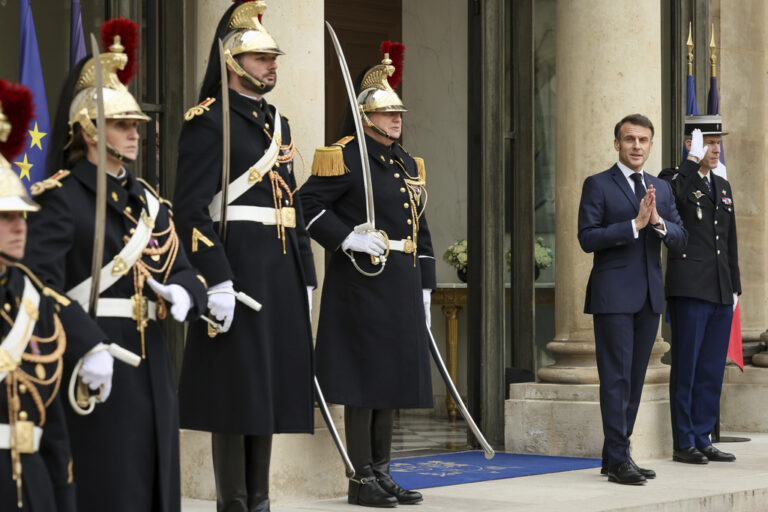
[314,377,355,477]
[88,32,107,318]
[426,322,495,459]
[204,288,263,335]
[325,22,388,276]
[217,38,231,244]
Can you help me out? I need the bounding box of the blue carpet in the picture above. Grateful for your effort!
[391,451,601,489]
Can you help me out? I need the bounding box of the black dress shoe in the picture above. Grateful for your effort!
[377,475,423,505]
[700,445,736,462]
[348,476,398,508]
[673,446,709,464]
[605,461,646,485]
[629,457,656,479]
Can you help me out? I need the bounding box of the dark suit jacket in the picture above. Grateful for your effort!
[578,164,687,315]
[658,159,740,304]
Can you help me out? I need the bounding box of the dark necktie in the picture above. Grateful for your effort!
[630,172,645,203]
[702,175,713,197]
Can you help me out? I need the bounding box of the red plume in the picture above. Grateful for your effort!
[232,0,262,22]
[100,18,139,85]
[380,41,404,88]
[0,80,35,163]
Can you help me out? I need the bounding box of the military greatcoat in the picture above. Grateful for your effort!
[0,267,76,512]
[174,89,317,435]
[23,159,208,512]
[299,134,436,409]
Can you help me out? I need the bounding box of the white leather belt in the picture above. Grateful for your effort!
[96,298,157,321]
[0,423,43,453]
[389,239,416,254]
[219,206,296,228]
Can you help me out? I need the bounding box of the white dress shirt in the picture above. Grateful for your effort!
[616,161,667,238]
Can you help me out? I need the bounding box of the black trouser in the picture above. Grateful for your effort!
[212,433,272,512]
[345,406,395,478]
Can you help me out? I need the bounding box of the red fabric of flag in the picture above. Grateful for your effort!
[727,297,743,371]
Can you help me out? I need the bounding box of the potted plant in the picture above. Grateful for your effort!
[443,239,468,282]
[534,237,553,279]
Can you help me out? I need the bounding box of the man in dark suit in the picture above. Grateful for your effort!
[578,113,687,485]
[658,116,740,465]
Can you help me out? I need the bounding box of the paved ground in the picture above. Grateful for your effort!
[183,432,768,511]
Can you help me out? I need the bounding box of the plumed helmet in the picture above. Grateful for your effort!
[358,41,407,114]
[0,80,40,212]
[223,0,284,57]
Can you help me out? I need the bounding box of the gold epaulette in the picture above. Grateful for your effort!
[413,157,427,183]
[13,262,71,307]
[184,97,216,121]
[30,170,70,197]
[311,136,354,177]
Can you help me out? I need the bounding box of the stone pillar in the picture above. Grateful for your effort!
[717,2,768,367]
[538,0,668,384]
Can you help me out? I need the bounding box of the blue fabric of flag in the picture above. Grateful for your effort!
[17,0,50,189]
[70,0,87,69]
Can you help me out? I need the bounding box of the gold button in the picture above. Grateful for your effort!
[252,111,259,118]
[389,159,394,164]
[265,122,270,129]
[129,228,136,234]
[3,303,10,312]
[407,219,412,225]
[18,384,27,394]
[714,220,718,225]
[284,200,289,205]
[111,191,119,202]
[400,187,406,193]
[394,173,400,178]
[380,155,386,161]
[19,411,28,421]
[682,254,687,258]
[717,249,721,254]
[406,236,412,240]
[716,235,719,240]
[124,206,132,214]
[403,203,409,208]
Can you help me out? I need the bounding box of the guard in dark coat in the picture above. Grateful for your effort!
[0,80,76,512]
[22,21,207,512]
[173,3,316,511]
[658,116,740,465]
[299,43,435,507]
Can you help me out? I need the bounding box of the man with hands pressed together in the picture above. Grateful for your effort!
[658,116,740,465]
[578,114,687,485]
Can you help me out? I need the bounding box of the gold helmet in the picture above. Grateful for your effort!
[359,42,407,140]
[0,80,40,212]
[68,19,150,159]
[223,0,284,92]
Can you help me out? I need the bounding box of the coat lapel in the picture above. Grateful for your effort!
[610,164,639,208]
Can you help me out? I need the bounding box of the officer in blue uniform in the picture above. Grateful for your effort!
[658,115,740,464]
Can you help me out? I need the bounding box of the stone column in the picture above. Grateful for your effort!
[538,0,668,384]
[717,2,768,367]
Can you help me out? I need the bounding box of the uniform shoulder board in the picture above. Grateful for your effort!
[311,136,354,177]
[30,170,70,197]
[13,262,71,306]
[184,97,216,121]
[413,157,426,183]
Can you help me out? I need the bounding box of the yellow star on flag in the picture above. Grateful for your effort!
[14,154,33,182]
[28,122,47,150]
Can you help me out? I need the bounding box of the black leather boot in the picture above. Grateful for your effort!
[371,410,422,505]
[245,434,272,512]
[212,433,248,512]
[345,407,397,508]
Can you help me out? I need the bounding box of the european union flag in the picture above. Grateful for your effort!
[17,0,50,189]
[70,0,87,69]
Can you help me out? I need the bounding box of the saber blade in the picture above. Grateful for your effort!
[217,39,231,244]
[314,377,355,477]
[426,323,495,459]
[88,33,107,318]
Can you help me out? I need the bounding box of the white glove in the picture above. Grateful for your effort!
[208,280,235,332]
[423,289,432,328]
[341,231,387,256]
[79,343,114,401]
[688,128,708,161]
[307,286,313,318]
[147,278,192,322]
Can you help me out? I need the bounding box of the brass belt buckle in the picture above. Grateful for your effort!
[15,420,35,454]
[280,207,297,228]
[131,294,149,324]
[403,239,416,254]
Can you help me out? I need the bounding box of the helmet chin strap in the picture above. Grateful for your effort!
[74,113,135,164]
[361,111,399,142]
[224,51,267,92]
